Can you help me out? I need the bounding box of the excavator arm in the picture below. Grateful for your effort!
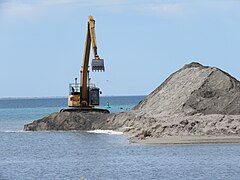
[80,15,105,106]
[88,16,99,59]
[88,16,105,72]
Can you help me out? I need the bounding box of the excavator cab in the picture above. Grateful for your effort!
[92,59,105,71]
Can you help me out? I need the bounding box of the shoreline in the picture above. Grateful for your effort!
[131,135,240,145]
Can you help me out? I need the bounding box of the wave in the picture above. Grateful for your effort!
[87,129,123,135]
[0,129,123,134]
[0,130,26,133]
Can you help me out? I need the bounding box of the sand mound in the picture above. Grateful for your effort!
[135,62,240,115]
[108,62,240,140]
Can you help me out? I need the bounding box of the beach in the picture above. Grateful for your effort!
[134,135,240,144]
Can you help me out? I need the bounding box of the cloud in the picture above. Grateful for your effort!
[137,0,240,18]
[0,0,130,19]
[0,1,188,22]
[0,1,40,19]
[42,0,76,5]
[0,0,184,16]
[140,2,184,16]
[41,0,128,6]
[1,0,239,20]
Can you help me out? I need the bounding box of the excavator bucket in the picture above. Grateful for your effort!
[92,59,105,72]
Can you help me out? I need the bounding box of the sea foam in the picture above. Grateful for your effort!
[87,130,123,135]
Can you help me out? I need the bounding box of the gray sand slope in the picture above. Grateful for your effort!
[24,111,113,131]
[107,62,240,143]
[135,62,240,116]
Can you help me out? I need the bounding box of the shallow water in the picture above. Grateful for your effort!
[0,97,240,180]
[1,131,240,180]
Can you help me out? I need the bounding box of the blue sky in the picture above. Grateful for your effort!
[0,0,240,97]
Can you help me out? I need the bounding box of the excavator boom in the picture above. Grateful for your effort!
[88,16,105,72]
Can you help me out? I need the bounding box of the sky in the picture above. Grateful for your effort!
[0,0,240,98]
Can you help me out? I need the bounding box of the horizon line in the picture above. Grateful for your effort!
[0,94,146,100]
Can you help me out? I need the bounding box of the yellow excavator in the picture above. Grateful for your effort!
[61,16,109,113]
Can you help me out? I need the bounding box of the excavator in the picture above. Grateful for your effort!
[60,16,109,113]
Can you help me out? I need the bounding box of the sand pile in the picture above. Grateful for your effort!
[107,62,240,141]
[135,62,240,115]
[24,62,240,144]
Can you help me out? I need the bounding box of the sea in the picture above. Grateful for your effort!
[0,96,240,180]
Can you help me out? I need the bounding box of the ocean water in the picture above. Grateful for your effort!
[0,96,143,132]
[1,96,240,180]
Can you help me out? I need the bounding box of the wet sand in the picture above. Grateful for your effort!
[134,135,240,144]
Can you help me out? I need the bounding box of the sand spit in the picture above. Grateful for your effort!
[134,135,240,144]
[24,62,240,144]
[24,112,113,131]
